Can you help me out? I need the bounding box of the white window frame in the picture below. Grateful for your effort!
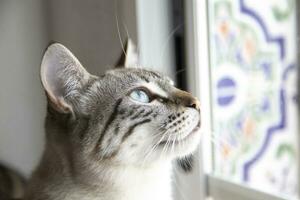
[184,0,299,200]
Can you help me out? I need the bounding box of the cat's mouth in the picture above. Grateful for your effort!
[158,120,201,146]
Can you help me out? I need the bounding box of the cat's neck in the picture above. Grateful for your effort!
[26,150,173,200]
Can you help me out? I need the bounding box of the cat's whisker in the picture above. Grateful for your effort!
[172,131,180,155]
[209,129,231,139]
[161,132,172,159]
[141,132,167,167]
[175,68,186,76]
[209,132,236,149]
[170,135,176,157]
[199,129,235,149]
[121,21,142,69]
[179,137,184,156]
[141,128,168,162]
[201,131,239,154]
[160,135,169,159]
[122,22,130,43]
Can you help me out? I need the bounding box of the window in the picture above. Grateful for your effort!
[185,0,299,199]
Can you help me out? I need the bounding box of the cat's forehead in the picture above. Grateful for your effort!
[106,68,174,85]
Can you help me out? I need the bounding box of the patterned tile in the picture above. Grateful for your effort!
[208,0,298,197]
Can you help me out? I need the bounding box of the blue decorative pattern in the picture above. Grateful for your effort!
[209,0,298,197]
[240,0,286,60]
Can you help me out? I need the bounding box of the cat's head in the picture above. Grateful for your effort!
[40,41,201,168]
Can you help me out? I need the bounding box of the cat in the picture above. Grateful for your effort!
[2,39,201,200]
[0,163,25,200]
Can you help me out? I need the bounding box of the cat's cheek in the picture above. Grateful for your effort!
[115,126,154,164]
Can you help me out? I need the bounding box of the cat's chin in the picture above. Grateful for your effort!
[173,128,201,157]
[158,123,201,158]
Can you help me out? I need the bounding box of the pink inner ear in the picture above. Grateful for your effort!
[46,65,64,97]
[41,63,71,113]
[40,43,90,113]
[40,44,74,113]
[41,55,63,100]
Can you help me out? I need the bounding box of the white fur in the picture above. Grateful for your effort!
[44,162,173,200]
[144,82,169,98]
[106,163,173,200]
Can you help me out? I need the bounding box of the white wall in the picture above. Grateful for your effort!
[46,0,136,75]
[0,0,48,177]
[136,0,176,80]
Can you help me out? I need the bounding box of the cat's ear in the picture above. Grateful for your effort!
[115,38,139,68]
[41,43,91,113]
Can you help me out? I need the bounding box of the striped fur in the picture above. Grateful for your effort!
[24,43,201,200]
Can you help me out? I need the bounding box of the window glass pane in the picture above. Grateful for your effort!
[208,0,299,198]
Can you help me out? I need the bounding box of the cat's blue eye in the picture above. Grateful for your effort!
[130,89,150,103]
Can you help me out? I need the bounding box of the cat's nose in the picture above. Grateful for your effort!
[173,89,200,111]
[186,97,200,110]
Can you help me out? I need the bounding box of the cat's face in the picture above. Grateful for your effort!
[91,68,201,165]
[41,42,201,167]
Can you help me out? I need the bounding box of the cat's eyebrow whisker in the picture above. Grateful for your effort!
[120,21,142,69]
[122,22,130,44]
[114,0,127,58]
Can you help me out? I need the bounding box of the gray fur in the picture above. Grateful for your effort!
[0,163,26,199]
[23,43,201,200]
